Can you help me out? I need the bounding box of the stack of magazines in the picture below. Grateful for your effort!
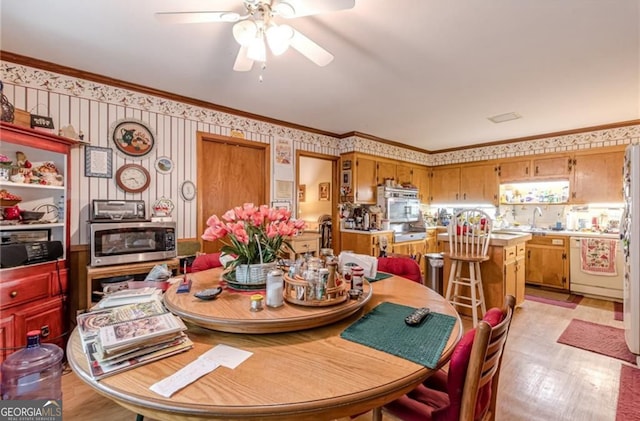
[77,293,193,379]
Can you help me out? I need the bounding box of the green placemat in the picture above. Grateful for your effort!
[340,302,457,368]
[365,272,393,282]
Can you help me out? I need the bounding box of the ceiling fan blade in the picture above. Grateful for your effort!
[274,0,355,18]
[233,46,255,71]
[287,26,334,67]
[155,11,243,24]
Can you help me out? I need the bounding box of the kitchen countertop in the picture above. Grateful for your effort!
[340,229,394,235]
[437,231,532,247]
[493,228,621,239]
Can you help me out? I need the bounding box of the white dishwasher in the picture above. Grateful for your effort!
[570,236,623,300]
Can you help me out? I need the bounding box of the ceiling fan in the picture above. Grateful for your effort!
[155,0,355,72]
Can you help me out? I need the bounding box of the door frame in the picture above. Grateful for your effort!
[196,132,271,250]
[295,150,340,252]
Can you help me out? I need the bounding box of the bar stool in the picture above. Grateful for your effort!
[445,209,493,327]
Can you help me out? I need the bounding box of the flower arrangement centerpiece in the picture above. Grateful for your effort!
[202,203,306,284]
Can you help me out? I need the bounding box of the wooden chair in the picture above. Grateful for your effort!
[445,209,493,327]
[375,295,516,421]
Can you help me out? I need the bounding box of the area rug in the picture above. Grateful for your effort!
[524,291,583,309]
[617,365,640,420]
[557,319,636,364]
[614,301,624,321]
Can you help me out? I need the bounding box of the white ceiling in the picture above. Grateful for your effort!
[1,0,639,151]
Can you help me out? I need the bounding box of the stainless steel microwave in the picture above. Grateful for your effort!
[89,221,177,267]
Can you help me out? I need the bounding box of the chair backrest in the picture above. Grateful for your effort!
[448,209,493,258]
[377,256,423,283]
[459,295,516,421]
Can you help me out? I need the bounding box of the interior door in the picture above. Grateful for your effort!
[198,134,269,254]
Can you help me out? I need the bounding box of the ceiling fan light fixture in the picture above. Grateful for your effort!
[232,20,258,46]
[247,34,267,62]
[266,24,294,56]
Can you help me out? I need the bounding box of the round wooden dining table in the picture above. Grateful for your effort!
[67,268,463,421]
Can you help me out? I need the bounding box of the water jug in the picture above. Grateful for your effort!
[1,330,63,400]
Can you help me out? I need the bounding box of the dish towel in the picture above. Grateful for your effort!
[580,238,617,276]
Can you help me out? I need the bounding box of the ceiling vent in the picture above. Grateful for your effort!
[488,112,522,124]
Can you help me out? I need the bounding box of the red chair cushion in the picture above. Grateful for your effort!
[377,257,422,283]
[385,307,506,421]
[191,253,222,272]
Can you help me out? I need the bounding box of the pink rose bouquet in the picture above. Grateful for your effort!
[202,203,306,269]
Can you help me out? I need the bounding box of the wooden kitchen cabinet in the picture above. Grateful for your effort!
[571,149,624,203]
[0,315,14,362]
[391,239,428,258]
[412,166,430,203]
[340,231,393,257]
[0,263,69,356]
[342,152,432,204]
[497,159,531,181]
[377,161,396,185]
[525,234,569,290]
[430,163,498,205]
[504,242,526,306]
[353,155,377,203]
[0,123,76,363]
[396,163,413,185]
[532,155,572,178]
[289,233,321,260]
[459,163,498,204]
[430,166,460,203]
[396,163,430,203]
[497,154,571,181]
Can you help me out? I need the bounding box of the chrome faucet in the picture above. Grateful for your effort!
[532,206,543,229]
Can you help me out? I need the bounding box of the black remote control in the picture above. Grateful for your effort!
[194,287,223,300]
[404,307,431,326]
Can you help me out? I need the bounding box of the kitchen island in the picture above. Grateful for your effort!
[437,231,532,310]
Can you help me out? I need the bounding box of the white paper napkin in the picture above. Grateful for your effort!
[149,344,253,398]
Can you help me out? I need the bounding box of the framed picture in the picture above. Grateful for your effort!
[341,170,352,196]
[319,182,330,201]
[342,160,352,170]
[180,180,196,201]
[155,156,174,174]
[110,119,155,158]
[84,146,112,178]
[298,184,306,202]
[271,201,291,211]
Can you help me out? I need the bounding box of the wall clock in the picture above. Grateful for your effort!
[116,164,151,193]
[180,180,196,201]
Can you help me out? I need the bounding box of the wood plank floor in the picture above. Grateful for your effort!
[61,296,629,421]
